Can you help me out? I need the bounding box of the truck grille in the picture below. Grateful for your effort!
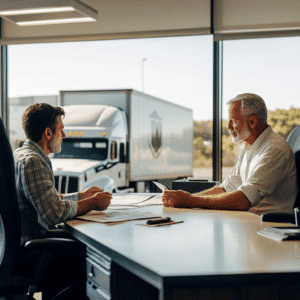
[54,176,79,193]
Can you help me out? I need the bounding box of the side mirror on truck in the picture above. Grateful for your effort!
[120,143,127,163]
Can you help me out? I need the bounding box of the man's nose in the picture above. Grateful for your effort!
[62,131,66,139]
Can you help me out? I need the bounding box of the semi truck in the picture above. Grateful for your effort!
[50,89,193,193]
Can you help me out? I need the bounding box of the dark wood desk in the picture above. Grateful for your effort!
[65,204,300,300]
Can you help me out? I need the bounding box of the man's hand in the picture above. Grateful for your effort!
[92,192,112,211]
[79,186,104,200]
[162,190,195,208]
[77,190,112,216]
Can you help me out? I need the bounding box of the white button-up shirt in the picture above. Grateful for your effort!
[220,126,297,214]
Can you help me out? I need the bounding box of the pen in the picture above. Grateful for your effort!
[147,217,171,225]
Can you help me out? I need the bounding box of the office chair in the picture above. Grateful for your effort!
[261,125,300,224]
[0,118,84,300]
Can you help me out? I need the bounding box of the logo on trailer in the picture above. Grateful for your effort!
[149,110,162,158]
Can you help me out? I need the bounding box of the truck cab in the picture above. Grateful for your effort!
[50,104,128,193]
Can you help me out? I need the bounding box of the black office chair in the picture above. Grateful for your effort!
[261,125,300,224]
[0,118,84,300]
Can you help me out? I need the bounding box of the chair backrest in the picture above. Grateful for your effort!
[287,125,300,208]
[293,150,300,208]
[0,118,21,288]
[287,125,300,153]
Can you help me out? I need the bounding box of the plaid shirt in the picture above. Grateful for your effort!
[14,140,78,246]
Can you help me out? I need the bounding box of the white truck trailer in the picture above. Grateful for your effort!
[50,89,193,193]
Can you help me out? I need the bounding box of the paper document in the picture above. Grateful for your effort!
[152,181,169,192]
[134,195,162,206]
[76,209,161,223]
[109,194,162,208]
[110,194,156,205]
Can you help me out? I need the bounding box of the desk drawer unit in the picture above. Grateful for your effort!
[86,247,112,300]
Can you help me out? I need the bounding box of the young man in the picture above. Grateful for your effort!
[14,103,112,245]
[163,93,297,215]
[13,103,112,298]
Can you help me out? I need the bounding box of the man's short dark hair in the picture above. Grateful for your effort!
[22,103,65,143]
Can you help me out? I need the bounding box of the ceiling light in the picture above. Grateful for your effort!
[0,7,75,16]
[17,17,95,26]
[0,0,97,26]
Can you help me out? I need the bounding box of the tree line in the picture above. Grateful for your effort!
[193,107,300,168]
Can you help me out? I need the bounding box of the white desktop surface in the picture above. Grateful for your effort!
[66,202,300,279]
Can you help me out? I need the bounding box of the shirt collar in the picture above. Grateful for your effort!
[247,126,272,152]
[24,139,52,168]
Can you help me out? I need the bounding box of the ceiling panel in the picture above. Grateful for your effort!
[0,0,211,45]
[214,0,300,40]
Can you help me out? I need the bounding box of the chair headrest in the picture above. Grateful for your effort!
[287,126,300,153]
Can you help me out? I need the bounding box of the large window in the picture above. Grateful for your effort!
[8,35,213,179]
[222,37,300,180]
[9,36,300,182]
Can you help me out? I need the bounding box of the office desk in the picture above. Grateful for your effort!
[65,205,300,300]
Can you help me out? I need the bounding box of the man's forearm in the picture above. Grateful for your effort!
[193,186,226,197]
[192,190,252,211]
[77,198,95,216]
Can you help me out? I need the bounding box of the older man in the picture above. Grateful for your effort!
[163,93,297,215]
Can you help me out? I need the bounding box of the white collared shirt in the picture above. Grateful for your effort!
[220,126,297,214]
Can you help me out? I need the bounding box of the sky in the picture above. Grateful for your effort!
[8,35,300,121]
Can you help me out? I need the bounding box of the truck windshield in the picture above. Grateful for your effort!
[53,138,108,160]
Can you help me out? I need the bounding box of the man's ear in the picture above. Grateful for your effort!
[44,127,53,141]
[248,115,258,129]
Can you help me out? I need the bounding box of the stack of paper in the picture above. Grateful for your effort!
[258,226,300,241]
